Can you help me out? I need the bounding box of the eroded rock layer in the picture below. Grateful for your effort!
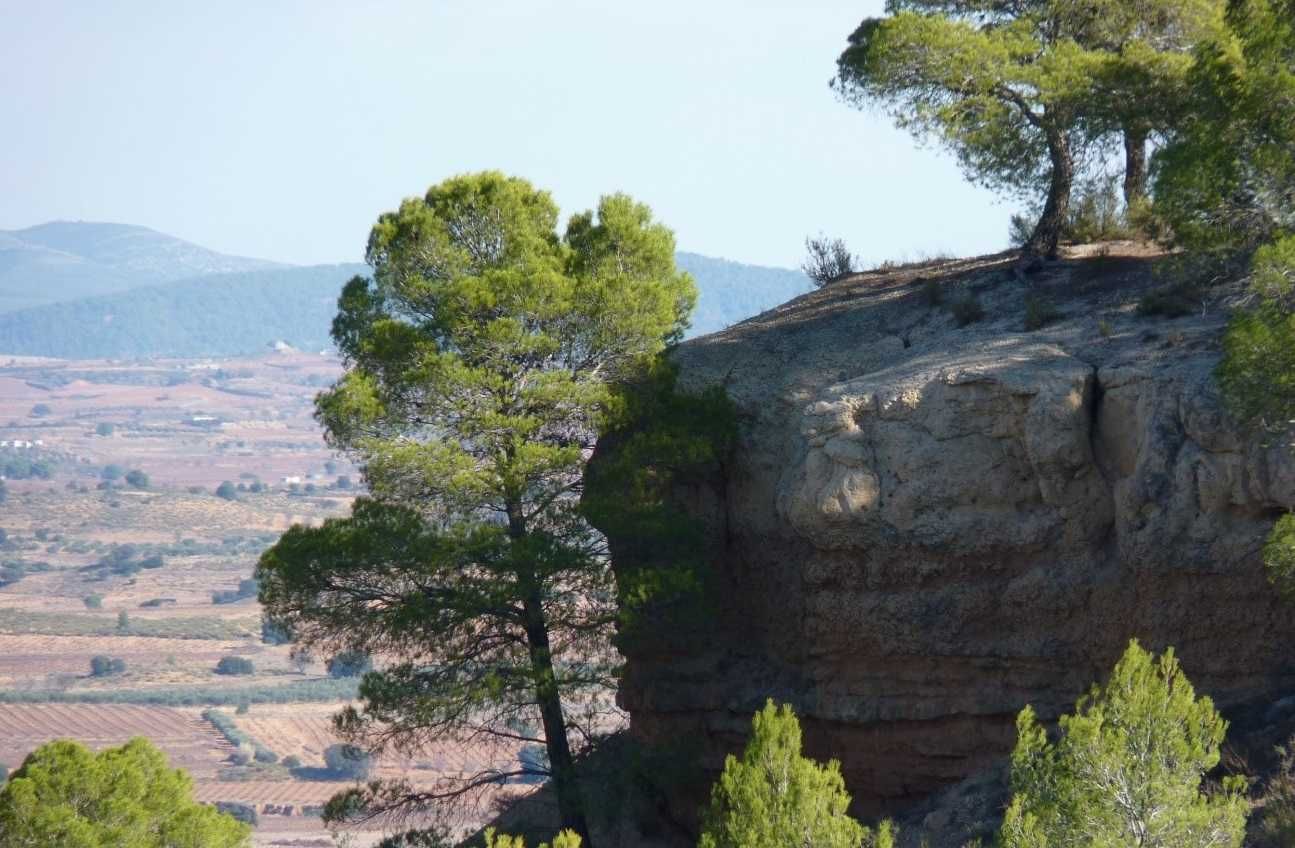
[611,248,1295,827]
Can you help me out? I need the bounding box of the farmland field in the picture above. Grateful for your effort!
[0,353,539,843]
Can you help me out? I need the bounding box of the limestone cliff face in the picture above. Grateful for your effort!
[611,247,1295,834]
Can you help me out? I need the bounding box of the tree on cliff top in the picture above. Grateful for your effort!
[834,1,1223,258]
[698,700,891,848]
[257,171,696,846]
[1153,0,1295,252]
[0,738,251,848]
[999,640,1248,848]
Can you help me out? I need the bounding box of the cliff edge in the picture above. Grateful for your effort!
[610,244,1295,841]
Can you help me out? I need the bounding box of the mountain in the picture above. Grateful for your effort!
[676,252,812,336]
[0,264,365,359]
[0,221,281,313]
[0,222,810,358]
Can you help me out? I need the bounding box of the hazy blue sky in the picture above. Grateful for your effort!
[1,2,1015,269]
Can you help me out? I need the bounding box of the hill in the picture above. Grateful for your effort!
[676,252,811,337]
[0,222,280,313]
[0,264,364,359]
[0,238,809,358]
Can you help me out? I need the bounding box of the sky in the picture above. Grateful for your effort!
[0,1,1016,270]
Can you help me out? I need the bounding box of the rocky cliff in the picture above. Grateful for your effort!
[611,245,1295,842]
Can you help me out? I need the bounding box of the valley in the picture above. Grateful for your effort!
[0,351,532,845]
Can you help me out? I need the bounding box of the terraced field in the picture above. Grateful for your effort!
[0,704,231,778]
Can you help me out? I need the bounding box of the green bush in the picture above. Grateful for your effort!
[124,470,149,489]
[281,755,302,770]
[214,656,254,676]
[82,595,103,610]
[998,640,1248,847]
[89,656,126,677]
[215,481,238,501]
[1264,514,1295,601]
[698,700,887,848]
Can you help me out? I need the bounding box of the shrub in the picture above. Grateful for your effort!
[949,294,985,327]
[1264,514,1295,601]
[1138,284,1200,318]
[282,755,302,770]
[698,699,883,848]
[116,610,130,633]
[124,469,149,489]
[802,234,857,287]
[1254,738,1295,848]
[214,656,255,676]
[234,700,250,715]
[921,277,943,307]
[29,403,51,418]
[261,618,291,646]
[998,640,1248,848]
[100,464,124,481]
[214,800,259,826]
[215,481,238,501]
[483,829,581,848]
[323,744,373,780]
[213,577,258,605]
[1023,294,1062,331]
[95,422,115,436]
[82,594,103,610]
[253,747,279,764]
[325,650,372,679]
[89,656,126,677]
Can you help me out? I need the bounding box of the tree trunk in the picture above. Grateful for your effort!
[1025,128,1075,261]
[1122,125,1149,207]
[507,500,593,846]
[523,593,592,845]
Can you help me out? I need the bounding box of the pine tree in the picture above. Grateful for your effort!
[999,640,1248,848]
[0,738,251,848]
[257,172,696,846]
[698,700,881,848]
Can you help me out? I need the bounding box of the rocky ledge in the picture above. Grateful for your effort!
[610,244,1295,839]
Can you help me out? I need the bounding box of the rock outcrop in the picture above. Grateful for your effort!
[609,246,1295,842]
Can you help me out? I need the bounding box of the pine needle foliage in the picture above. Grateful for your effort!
[698,700,885,848]
[999,640,1248,848]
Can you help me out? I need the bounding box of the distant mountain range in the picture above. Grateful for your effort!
[0,222,809,358]
[0,221,281,313]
